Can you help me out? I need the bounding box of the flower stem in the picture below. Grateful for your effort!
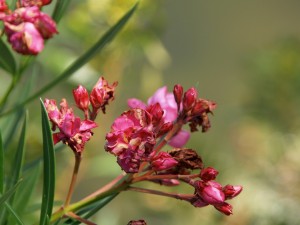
[127,186,194,202]
[64,153,82,208]
[132,173,198,183]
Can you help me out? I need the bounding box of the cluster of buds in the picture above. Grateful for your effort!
[189,167,242,215]
[72,77,118,120]
[44,77,117,154]
[173,84,217,132]
[0,0,57,55]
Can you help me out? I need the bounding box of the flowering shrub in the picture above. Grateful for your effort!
[0,1,242,224]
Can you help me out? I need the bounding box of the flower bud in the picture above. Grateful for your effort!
[223,185,243,199]
[90,77,117,113]
[157,122,173,137]
[127,220,147,225]
[183,87,197,112]
[173,84,183,110]
[0,0,8,12]
[147,103,164,126]
[200,167,219,181]
[73,85,90,112]
[151,152,178,171]
[214,202,233,216]
[196,181,225,205]
[20,0,52,7]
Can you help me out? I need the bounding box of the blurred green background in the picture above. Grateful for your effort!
[2,0,300,224]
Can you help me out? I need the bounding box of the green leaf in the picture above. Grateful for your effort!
[8,0,18,10]
[1,2,139,117]
[70,194,118,225]
[2,110,24,150]
[4,202,25,225]
[0,180,22,207]
[39,99,56,225]
[0,38,17,75]
[14,163,41,215]
[52,0,72,23]
[0,131,3,194]
[8,112,27,192]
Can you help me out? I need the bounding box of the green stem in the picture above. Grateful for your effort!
[50,173,131,223]
[64,153,82,208]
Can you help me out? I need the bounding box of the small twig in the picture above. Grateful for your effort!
[66,211,97,225]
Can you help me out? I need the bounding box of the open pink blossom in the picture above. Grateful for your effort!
[105,109,156,173]
[44,98,97,153]
[128,86,190,148]
[5,22,44,55]
[1,6,57,55]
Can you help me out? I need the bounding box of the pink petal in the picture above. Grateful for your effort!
[127,98,147,109]
[168,129,190,148]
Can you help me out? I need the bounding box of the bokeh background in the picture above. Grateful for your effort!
[2,0,300,224]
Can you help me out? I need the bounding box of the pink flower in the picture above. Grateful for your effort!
[44,98,97,154]
[5,22,44,55]
[151,152,178,171]
[1,6,57,55]
[128,86,190,148]
[105,109,156,173]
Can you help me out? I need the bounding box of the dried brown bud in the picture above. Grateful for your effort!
[169,148,203,170]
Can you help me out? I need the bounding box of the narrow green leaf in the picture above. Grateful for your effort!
[39,99,56,225]
[70,194,118,225]
[0,180,22,207]
[8,0,18,10]
[4,202,25,225]
[52,0,72,23]
[1,2,139,117]
[14,163,41,214]
[0,38,17,75]
[8,112,27,192]
[0,131,3,194]
[2,110,24,150]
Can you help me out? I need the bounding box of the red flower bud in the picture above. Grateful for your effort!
[183,87,197,112]
[200,167,219,181]
[173,84,183,110]
[90,77,117,113]
[127,220,147,225]
[196,181,225,205]
[151,152,178,171]
[214,202,233,216]
[73,85,90,112]
[223,185,243,199]
[0,0,8,12]
[147,103,164,126]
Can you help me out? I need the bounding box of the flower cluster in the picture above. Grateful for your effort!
[0,0,57,55]
[105,84,242,216]
[45,77,117,154]
[106,85,216,173]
